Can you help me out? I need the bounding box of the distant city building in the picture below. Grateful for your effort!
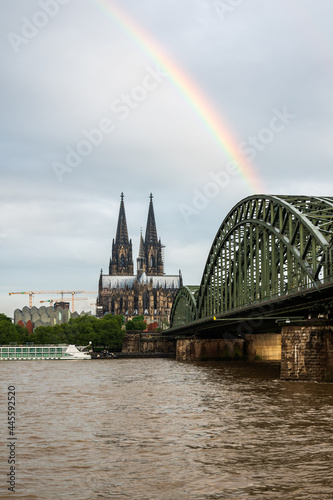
[97,193,182,326]
[14,305,91,331]
[54,301,70,310]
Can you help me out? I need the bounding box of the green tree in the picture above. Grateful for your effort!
[0,312,126,351]
[62,315,98,345]
[126,315,146,331]
[0,315,29,344]
[96,315,124,349]
[0,313,12,324]
[31,325,63,344]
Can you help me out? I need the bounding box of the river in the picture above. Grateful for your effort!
[0,359,332,499]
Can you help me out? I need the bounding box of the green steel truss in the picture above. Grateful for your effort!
[170,195,333,327]
[169,285,198,328]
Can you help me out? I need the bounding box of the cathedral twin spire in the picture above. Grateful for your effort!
[115,192,129,245]
[145,193,158,244]
[109,192,133,276]
[109,193,164,277]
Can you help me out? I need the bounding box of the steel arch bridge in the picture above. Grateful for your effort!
[170,195,333,328]
[169,285,199,328]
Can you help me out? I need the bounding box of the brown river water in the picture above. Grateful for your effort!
[0,359,333,499]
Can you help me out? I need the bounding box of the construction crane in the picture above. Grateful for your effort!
[40,297,89,313]
[9,290,97,311]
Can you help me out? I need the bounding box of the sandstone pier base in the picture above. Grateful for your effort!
[121,332,176,357]
[176,338,244,362]
[281,325,333,382]
[245,333,281,361]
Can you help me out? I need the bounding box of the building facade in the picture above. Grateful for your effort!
[97,193,182,326]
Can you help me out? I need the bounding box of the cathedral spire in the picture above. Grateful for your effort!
[138,228,145,259]
[145,193,158,244]
[136,228,146,278]
[115,192,129,244]
[143,193,164,275]
[109,193,133,276]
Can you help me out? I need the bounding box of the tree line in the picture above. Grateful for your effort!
[0,313,125,351]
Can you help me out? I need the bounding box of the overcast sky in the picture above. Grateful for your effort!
[1,0,333,317]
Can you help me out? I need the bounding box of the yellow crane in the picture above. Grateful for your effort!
[9,290,97,312]
[39,297,89,313]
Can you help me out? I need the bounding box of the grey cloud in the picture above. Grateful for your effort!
[1,0,333,315]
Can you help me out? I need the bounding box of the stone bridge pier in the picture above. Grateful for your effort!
[280,324,333,382]
[175,324,333,382]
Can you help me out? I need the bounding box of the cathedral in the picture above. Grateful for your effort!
[97,193,182,327]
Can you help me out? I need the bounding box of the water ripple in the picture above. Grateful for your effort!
[0,359,332,499]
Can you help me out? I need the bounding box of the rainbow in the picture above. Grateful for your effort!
[91,0,265,192]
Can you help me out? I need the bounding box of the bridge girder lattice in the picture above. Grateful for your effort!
[170,195,333,327]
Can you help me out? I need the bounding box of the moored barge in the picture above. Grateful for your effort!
[0,344,91,360]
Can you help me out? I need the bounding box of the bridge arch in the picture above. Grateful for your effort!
[197,195,333,319]
[169,285,198,328]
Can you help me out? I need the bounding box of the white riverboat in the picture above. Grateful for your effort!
[63,345,91,360]
[0,344,91,360]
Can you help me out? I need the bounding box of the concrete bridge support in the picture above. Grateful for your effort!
[244,334,281,361]
[176,338,244,362]
[280,325,333,382]
[121,332,176,357]
[175,328,333,382]
[176,334,281,362]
